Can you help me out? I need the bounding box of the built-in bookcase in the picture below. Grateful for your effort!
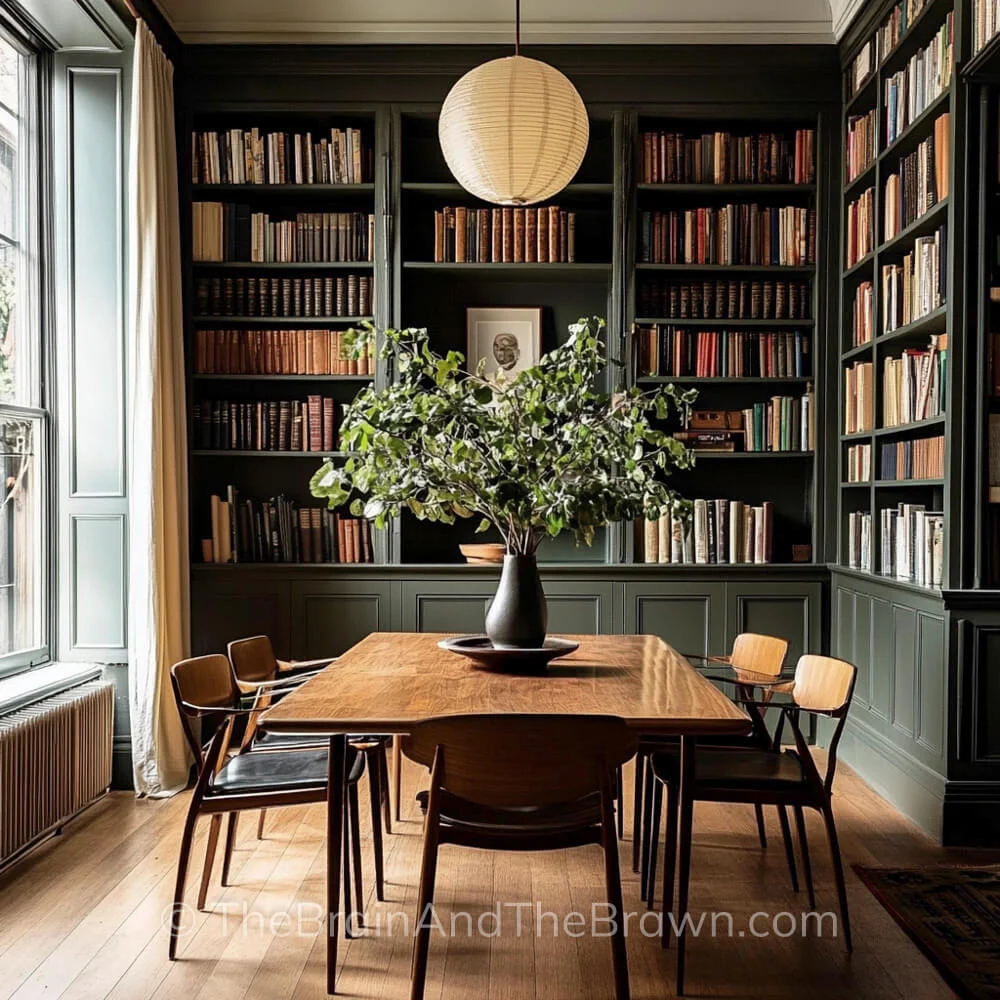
[627,114,821,565]
[837,0,955,591]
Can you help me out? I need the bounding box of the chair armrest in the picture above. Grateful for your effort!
[277,657,337,674]
[683,653,731,666]
[238,670,324,693]
[703,671,792,691]
[181,700,261,717]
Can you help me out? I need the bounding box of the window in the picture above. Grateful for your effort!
[0,28,45,674]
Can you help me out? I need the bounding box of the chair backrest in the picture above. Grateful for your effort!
[402,714,637,808]
[170,654,240,766]
[729,633,788,677]
[792,655,856,714]
[228,635,278,685]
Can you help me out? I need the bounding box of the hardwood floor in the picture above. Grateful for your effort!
[0,754,993,999]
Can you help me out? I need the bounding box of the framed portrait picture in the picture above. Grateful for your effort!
[466,307,543,379]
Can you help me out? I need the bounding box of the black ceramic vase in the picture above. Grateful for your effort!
[484,554,548,649]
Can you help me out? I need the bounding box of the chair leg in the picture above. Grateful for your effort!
[196,814,222,911]
[367,750,386,901]
[168,803,200,959]
[600,783,631,1000]
[631,750,645,873]
[349,782,365,923]
[343,798,355,939]
[616,765,625,839]
[776,805,799,893]
[820,801,852,952]
[793,805,815,910]
[410,810,441,1000]
[753,803,767,849]
[257,808,267,840]
[378,742,392,835]
[675,736,696,996]
[221,812,239,887]
[645,779,662,911]
[660,779,678,950]
[639,756,655,901]
[393,735,402,823]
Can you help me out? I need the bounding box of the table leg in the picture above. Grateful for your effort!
[675,735,695,996]
[327,734,346,995]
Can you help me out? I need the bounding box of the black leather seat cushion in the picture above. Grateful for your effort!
[650,746,805,789]
[416,790,602,837]
[211,745,363,795]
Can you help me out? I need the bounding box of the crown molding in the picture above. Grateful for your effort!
[830,0,868,40]
[171,19,836,46]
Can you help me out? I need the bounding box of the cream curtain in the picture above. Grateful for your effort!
[127,20,191,796]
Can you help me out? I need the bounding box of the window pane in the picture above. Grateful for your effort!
[0,39,17,243]
[0,413,42,659]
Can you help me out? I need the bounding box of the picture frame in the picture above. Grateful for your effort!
[466,307,543,379]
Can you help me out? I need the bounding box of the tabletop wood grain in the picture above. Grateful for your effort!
[261,632,750,736]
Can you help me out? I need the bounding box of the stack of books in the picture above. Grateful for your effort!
[637,278,810,320]
[191,126,370,185]
[880,434,945,480]
[633,327,810,378]
[881,334,947,427]
[848,38,876,97]
[192,396,340,452]
[639,129,815,184]
[194,327,374,376]
[884,14,954,147]
[204,488,373,564]
[844,360,874,433]
[848,511,873,571]
[740,391,815,452]
[846,109,877,183]
[881,226,947,333]
[433,206,576,263]
[192,203,374,263]
[882,115,950,242]
[847,443,872,482]
[852,280,874,346]
[640,498,775,564]
[846,188,875,267]
[639,204,816,265]
[878,0,933,57]
[880,504,944,586]
[194,274,373,318]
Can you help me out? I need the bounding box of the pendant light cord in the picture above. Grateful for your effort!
[515,0,520,53]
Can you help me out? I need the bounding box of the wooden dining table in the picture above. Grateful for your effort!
[261,631,750,996]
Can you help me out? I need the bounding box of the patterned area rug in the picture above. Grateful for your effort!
[854,865,1000,999]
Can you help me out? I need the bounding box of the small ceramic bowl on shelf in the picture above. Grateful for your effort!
[459,543,506,564]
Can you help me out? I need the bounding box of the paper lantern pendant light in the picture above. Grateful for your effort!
[438,4,589,206]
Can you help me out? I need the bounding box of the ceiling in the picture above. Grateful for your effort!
[154,0,866,45]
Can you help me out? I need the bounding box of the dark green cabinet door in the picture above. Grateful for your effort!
[290,579,394,658]
[621,581,726,656]
[724,581,822,665]
[191,578,292,658]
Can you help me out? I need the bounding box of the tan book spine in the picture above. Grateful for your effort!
[513,208,525,263]
[548,206,559,262]
[455,205,467,263]
[525,210,537,263]
[502,208,513,263]
[491,208,502,262]
[536,207,548,262]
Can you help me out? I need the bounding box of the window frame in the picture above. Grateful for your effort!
[0,15,52,678]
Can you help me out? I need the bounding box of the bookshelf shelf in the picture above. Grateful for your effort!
[402,181,613,196]
[687,451,814,459]
[192,374,374,382]
[878,198,949,256]
[190,450,352,458]
[403,262,611,279]
[636,183,815,194]
[843,162,876,200]
[880,90,952,163]
[842,250,875,279]
[840,429,875,441]
[191,316,373,326]
[635,263,813,274]
[634,317,812,327]
[874,478,946,487]
[874,414,947,437]
[841,340,873,361]
[875,304,948,346]
[831,563,942,597]
[845,74,877,116]
[191,183,375,195]
[876,0,953,76]
[193,261,375,271]
[840,481,872,487]
[637,376,811,385]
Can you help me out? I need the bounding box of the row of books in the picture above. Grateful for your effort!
[881,504,944,587]
[638,205,816,266]
[845,360,874,434]
[972,0,1000,55]
[846,188,875,268]
[204,490,373,564]
[851,281,874,347]
[880,434,945,479]
[882,334,947,427]
[847,443,872,483]
[884,14,954,147]
[191,397,341,452]
[847,511,873,572]
[432,206,576,264]
[194,328,375,376]
[881,227,947,333]
[849,38,876,98]
[640,499,775,564]
[633,327,810,379]
[878,0,934,66]
[192,203,374,263]
[846,109,876,184]
[741,395,815,453]
[194,275,373,319]
[637,278,810,321]
[638,129,815,185]
[883,115,950,242]
[191,127,371,186]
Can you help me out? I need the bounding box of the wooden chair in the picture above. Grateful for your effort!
[167,653,366,959]
[402,714,638,1000]
[227,634,393,900]
[652,653,858,977]
[635,633,791,906]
